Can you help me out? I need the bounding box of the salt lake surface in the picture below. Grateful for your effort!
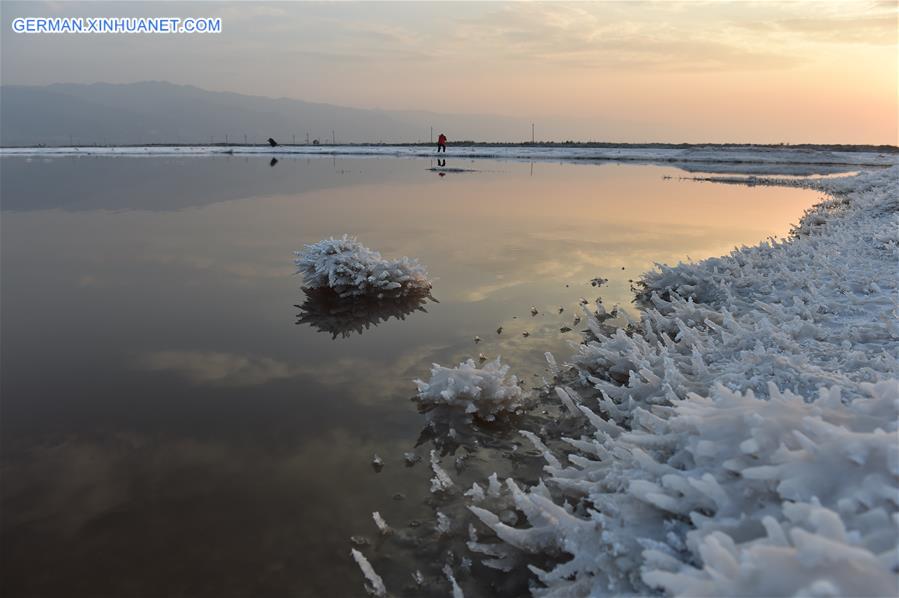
[0,156,823,597]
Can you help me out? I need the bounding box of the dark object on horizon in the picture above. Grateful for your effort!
[270,158,278,167]
[312,139,320,145]
[268,137,278,147]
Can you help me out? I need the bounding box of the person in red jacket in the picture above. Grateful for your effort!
[437,133,447,153]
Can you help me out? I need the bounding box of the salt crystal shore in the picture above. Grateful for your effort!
[472,165,899,596]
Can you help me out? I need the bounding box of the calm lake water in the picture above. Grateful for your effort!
[0,156,820,597]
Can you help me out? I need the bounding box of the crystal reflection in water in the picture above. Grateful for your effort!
[295,287,437,339]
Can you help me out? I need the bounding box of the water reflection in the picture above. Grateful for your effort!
[0,156,824,597]
[0,155,415,211]
[413,409,534,458]
[428,157,478,175]
[295,287,436,339]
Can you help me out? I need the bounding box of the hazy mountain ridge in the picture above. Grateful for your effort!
[0,81,531,146]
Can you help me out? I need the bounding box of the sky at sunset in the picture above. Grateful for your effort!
[2,1,896,143]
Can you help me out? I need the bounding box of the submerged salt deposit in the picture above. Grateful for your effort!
[295,235,431,298]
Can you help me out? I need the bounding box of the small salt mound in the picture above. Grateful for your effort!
[414,357,527,422]
[295,235,431,298]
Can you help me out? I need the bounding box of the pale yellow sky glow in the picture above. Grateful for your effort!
[2,1,896,143]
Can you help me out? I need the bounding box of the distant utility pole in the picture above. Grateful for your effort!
[69,134,73,146]
[531,123,535,143]
[293,134,296,145]
[225,134,229,144]
[332,130,335,144]
[430,127,433,144]
[306,131,310,144]
[244,133,247,145]
[210,135,213,145]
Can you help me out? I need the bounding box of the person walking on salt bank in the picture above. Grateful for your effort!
[437,133,447,153]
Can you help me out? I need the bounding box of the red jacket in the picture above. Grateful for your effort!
[438,134,447,144]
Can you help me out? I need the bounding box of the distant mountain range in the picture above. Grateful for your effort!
[0,81,534,146]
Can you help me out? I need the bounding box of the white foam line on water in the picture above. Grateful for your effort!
[1,144,896,169]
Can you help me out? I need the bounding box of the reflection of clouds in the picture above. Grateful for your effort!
[2,433,338,536]
[0,430,408,534]
[345,342,456,404]
[462,277,527,302]
[1,440,132,536]
[132,346,452,405]
[131,335,566,415]
[458,257,591,303]
[141,253,287,282]
[451,227,736,304]
[0,428,435,596]
[136,351,295,386]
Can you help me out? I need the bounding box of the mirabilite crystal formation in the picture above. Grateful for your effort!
[414,357,528,423]
[295,235,431,299]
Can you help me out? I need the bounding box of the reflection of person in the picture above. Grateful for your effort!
[437,158,445,167]
[437,133,447,153]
